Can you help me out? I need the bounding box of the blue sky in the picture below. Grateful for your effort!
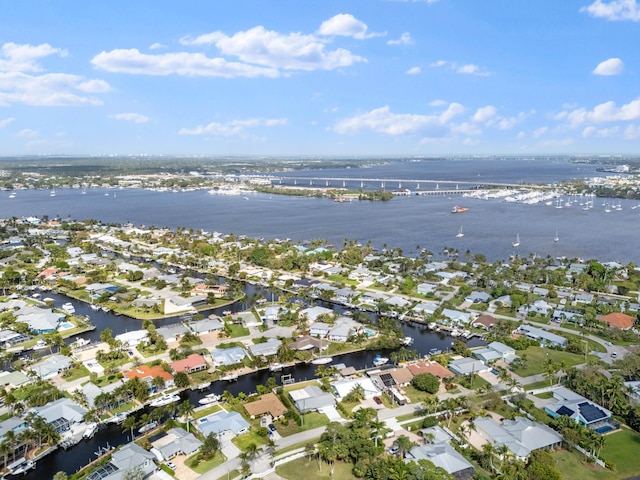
[1,0,640,156]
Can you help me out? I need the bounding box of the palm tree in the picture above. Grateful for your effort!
[179,400,195,432]
[122,415,137,441]
[392,435,415,459]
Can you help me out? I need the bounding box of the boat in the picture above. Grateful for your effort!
[74,337,90,348]
[373,354,389,367]
[90,304,100,311]
[32,339,47,350]
[9,192,16,199]
[62,302,75,314]
[269,362,284,372]
[83,422,98,439]
[311,356,333,365]
[101,306,111,312]
[553,228,559,242]
[198,393,221,405]
[149,394,180,407]
[512,233,520,247]
[222,310,232,316]
[401,336,414,346]
[451,205,469,213]
[220,372,239,381]
[49,189,56,197]
[138,421,158,434]
[195,381,211,391]
[7,457,36,476]
[106,413,127,424]
[456,226,464,238]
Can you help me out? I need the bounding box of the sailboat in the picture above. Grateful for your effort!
[50,189,56,197]
[311,336,333,365]
[512,233,520,247]
[456,226,464,238]
[553,228,559,242]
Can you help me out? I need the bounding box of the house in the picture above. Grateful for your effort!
[289,335,323,352]
[406,360,454,380]
[309,322,331,338]
[448,357,490,376]
[441,309,472,324]
[331,377,379,400]
[190,283,227,298]
[124,365,174,391]
[516,324,567,348]
[328,317,363,342]
[405,442,475,480]
[575,292,595,304]
[289,385,336,413]
[80,380,126,409]
[88,442,157,480]
[0,371,31,389]
[262,305,281,323]
[195,411,250,438]
[299,306,333,323]
[151,428,202,460]
[171,354,208,374]
[532,287,549,297]
[412,303,438,317]
[210,346,247,366]
[474,341,518,364]
[545,386,618,433]
[248,338,281,357]
[115,329,148,347]
[244,393,288,419]
[521,299,553,316]
[417,283,438,295]
[30,354,72,379]
[597,312,635,330]
[156,323,190,342]
[0,417,27,445]
[474,416,562,461]
[471,315,498,330]
[29,398,87,434]
[551,309,584,325]
[16,310,65,334]
[188,318,224,334]
[465,291,491,303]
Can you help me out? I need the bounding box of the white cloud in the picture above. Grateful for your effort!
[592,57,624,75]
[388,32,414,45]
[317,14,382,39]
[0,117,15,128]
[179,117,287,136]
[472,105,497,123]
[76,79,111,93]
[17,128,38,137]
[333,104,464,136]
[562,97,640,126]
[624,124,640,138]
[110,113,149,123]
[581,0,640,21]
[149,43,166,50]
[517,131,526,139]
[0,71,106,106]
[582,125,620,137]
[0,42,67,73]
[430,60,490,76]
[533,126,549,138]
[92,48,281,78]
[429,99,447,106]
[406,66,421,75]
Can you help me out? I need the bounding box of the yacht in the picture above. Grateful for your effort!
[7,457,36,476]
[106,413,127,424]
[32,339,47,350]
[554,228,559,242]
[401,336,414,346]
[373,354,389,367]
[220,372,239,381]
[83,422,98,439]
[311,356,333,365]
[90,304,100,311]
[512,233,520,248]
[456,226,464,238]
[138,421,158,434]
[8,192,16,199]
[49,189,56,197]
[269,362,284,372]
[198,393,221,405]
[149,394,180,407]
[62,302,75,314]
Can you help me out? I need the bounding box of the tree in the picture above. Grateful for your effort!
[200,433,220,459]
[179,401,195,432]
[53,473,69,480]
[392,435,415,459]
[173,371,190,389]
[411,373,440,394]
[122,415,137,441]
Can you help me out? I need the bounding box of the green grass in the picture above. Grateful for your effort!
[553,449,611,480]
[227,324,250,338]
[512,346,587,377]
[232,430,267,450]
[276,412,330,437]
[276,458,358,480]
[534,391,554,399]
[601,427,640,478]
[185,451,227,474]
[402,385,436,405]
[194,404,223,419]
[62,364,91,381]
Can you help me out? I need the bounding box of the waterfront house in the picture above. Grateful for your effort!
[441,309,472,324]
[597,312,635,330]
[30,398,87,434]
[195,411,250,439]
[248,338,281,357]
[188,317,224,334]
[328,317,364,342]
[16,310,65,334]
[30,354,72,379]
[164,294,207,315]
[545,386,618,433]
[289,385,336,413]
[88,442,157,480]
[0,329,31,348]
[151,428,202,461]
[171,354,208,374]
[412,303,439,317]
[190,283,228,298]
[515,324,567,348]
[309,322,331,338]
[406,360,454,380]
[471,314,498,330]
[474,416,562,461]
[331,377,379,400]
[299,305,333,323]
[289,335,323,352]
[124,365,174,391]
[210,346,247,367]
[244,393,288,420]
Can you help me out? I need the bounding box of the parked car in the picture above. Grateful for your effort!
[373,396,382,405]
[268,423,277,432]
[389,445,399,455]
[166,461,176,470]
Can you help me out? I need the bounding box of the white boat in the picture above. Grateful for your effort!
[7,457,36,475]
[149,394,180,407]
[106,413,127,424]
[32,339,47,350]
[220,372,239,381]
[9,192,16,199]
[401,336,414,346]
[269,362,284,372]
[554,228,559,242]
[311,356,333,365]
[512,233,520,247]
[90,304,100,311]
[83,422,98,439]
[198,393,221,405]
[373,354,389,367]
[62,302,75,314]
[101,306,111,312]
[138,421,158,434]
[74,337,90,348]
[196,381,211,390]
[456,226,464,238]
[50,189,56,197]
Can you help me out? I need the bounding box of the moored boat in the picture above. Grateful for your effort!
[7,457,36,476]
[220,372,239,381]
[83,422,98,439]
[311,356,333,365]
[373,354,389,367]
[149,394,180,407]
[138,421,158,434]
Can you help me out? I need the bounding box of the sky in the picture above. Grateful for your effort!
[1,0,640,156]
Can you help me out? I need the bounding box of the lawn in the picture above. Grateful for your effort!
[194,404,223,419]
[553,449,612,480]
[402,385,436,405]
[226,324,250,338]
[186,451,227,474]
[601,427,640,478]
[276,412,329,437]
[511,346,586,377]
[232,430,267,450]
[62,364,91,381]
[276,457,358,480]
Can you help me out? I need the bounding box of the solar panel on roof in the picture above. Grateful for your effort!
[379,373,395,387]
[578,401,607,423]
[556,406,575,417]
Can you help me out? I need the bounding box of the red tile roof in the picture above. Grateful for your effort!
[406,360,454,379]
[125,365,173,382]
[171,354,207,373]
[598,312,635,330]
